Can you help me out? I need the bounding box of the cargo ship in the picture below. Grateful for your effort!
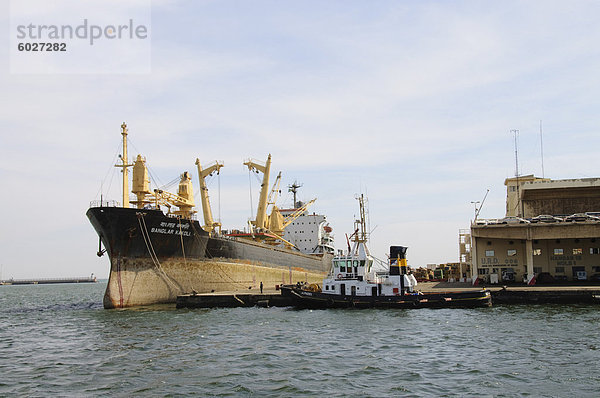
[87,123,334,308]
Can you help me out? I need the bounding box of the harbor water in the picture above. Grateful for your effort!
[1,282,599,397]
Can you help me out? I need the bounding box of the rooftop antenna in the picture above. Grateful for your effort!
[510,129,523,217]
[288,181,302,208]
[540,120,545,178]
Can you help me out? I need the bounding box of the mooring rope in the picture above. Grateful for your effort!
[136,213,179,290]
[177,215,187,263]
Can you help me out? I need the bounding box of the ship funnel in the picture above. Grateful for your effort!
[390,246,407,260]
[389,246,408,275]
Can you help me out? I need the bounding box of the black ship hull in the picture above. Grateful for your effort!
[87,206,209,260]
[87,205,331,308]
[280,285,492,309]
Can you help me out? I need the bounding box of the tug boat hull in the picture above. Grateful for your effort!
[280,285,492,309]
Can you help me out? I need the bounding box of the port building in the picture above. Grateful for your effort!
[467,176,600,283]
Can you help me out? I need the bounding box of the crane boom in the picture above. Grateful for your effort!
[282,198,316,228]
[153,189,194,208]
[267,172,282,207]
[244,154,271,231]
[195,159,224,234]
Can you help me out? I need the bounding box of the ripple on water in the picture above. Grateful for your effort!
[2,285,600,396]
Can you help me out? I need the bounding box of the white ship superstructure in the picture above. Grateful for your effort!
[280,204,335,255]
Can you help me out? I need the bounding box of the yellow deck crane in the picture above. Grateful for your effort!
[244,154,272,232]
[282,198,316,229]
[242,155,319,250]
[152,171,196,218]
[130,153,196,218]
[195,159,224,235]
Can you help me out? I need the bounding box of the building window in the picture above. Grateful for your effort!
[507,249,517,256]
[533,249,542,256]
[485,250,495,257]
[533,267,542,274]
[478,268,489,274]
[573,248,583,255]
[592,266,600,273]
[591,248,600,255]
[554,248,564,255]
[555,267,565,273]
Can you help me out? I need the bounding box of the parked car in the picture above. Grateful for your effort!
[565,213,591,222]
[499,216,531,224]
[531,214,562,223]
[585,213,600,221]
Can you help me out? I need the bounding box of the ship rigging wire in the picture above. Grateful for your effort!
[95,140,122,202]
[127,137,165,189]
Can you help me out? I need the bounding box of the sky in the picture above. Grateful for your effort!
[1,0,600,279]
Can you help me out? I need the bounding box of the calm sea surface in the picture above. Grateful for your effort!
[1,282,599,397]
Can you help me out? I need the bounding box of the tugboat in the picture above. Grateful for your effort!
[281,195,492,309]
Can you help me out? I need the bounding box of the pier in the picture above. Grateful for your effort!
[421,282,600,305]
[177,291,293,308]
[0,276,98,285]
[176,283,600,308]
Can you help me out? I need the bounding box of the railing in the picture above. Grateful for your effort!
[89,200,121,208]
[88,200,198,219]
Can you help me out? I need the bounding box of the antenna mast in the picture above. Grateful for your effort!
[510,129,522,217]
[540,120,545,178]
[288,181,302,208]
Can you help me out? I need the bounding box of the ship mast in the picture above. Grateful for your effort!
[116,122,134,208]
[354,194,368,243]
[288,181,302,208]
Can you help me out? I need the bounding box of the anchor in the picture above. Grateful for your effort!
[97,235,106,257]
